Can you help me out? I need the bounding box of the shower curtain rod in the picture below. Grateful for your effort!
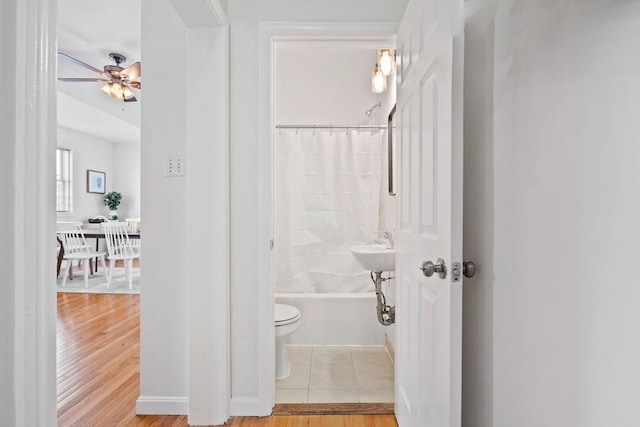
[275,124,390,130]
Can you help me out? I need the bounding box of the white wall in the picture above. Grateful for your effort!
[276,42,384,125]
[56,126,140,222]
[463,2,640,426]
[184,23,230,425]
[138,0,229,423]
[112,142,141,220]
[228,0,406,411]
[139,0,189,412]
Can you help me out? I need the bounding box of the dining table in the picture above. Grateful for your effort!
[81,228,141,241]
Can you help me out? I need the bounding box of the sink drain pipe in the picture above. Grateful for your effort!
[370,271,395,326]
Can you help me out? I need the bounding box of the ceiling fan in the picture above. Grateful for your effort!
[58,52,141,102]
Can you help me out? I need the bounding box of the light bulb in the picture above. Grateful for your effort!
[377,49,395,76]
[122,85,135,100]
[100,83,112,95]
[371,64,387,93]
[110,82,123,99]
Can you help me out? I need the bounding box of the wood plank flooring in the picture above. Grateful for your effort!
[57,293,398,426]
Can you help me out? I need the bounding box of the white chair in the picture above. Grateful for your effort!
[124,218,140,232]
[56,221,84,231]
[124,218,141,255]
[102,222,139,289]
[56,221,87,277]
[57,226,107,288]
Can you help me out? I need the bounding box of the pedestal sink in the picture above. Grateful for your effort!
[351,244,396,272]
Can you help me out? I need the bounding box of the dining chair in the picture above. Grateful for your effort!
[56,221,87,277]
[102,222,139,289]
[124,218,140,232]
[56,221,83,230]
[124,217,141,255]
[57,226,108,288]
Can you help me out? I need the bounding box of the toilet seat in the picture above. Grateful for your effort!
[275,304,300,326]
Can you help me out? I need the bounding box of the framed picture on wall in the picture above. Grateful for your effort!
[86,170,106,194]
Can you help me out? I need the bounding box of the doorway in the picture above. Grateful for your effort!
[268,34,398,406]
[55,0,142,422]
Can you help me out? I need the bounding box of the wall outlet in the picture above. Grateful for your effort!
[165,156,185,177]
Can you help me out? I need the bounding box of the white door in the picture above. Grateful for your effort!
[394,1,463,427]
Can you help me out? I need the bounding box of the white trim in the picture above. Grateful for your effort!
[385,335,396,364]
[1,0,58,425]
[136,396,189,415]
[185,24,230,426]
[207,0,228,25]
[230,397,267,416]
[257,21,399,414]
[257,22,276,416]
[169,0,228,27]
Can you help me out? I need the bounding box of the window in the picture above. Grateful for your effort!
[56,148,73,212]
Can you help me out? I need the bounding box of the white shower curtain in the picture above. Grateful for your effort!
[274,129,384,293]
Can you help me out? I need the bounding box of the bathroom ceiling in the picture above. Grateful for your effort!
[57,0,141,144]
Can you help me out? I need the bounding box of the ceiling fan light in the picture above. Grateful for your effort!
[377,49,395,76]
[371,64,387,93]
[122,85,135,100]
[100,83,112,95]
[111,82,124,99]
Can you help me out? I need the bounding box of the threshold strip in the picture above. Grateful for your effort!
[273,403,394,416]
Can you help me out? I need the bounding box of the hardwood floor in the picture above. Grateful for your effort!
[57,293,167,426]
[57,293,398,426]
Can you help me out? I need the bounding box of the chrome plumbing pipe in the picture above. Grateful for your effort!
[370,271,395,326]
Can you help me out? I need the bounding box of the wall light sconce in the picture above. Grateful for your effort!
[370,49,395,93]
[371,63,387,93]
[377,49,395,77]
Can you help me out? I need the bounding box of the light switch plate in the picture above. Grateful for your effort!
[165,156,185,176]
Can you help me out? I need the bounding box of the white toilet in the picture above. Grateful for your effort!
[275,303,302,379]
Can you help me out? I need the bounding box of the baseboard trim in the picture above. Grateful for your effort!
[273,403,395,416]
[230,397,272,416]
[136,396,188,415]
[385,335,396,364]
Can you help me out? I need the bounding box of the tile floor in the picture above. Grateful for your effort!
[276,345,395,404]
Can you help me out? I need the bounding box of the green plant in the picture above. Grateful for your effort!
[103,191,122,211]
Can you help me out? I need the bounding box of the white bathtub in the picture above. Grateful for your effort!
[275,292,387,346]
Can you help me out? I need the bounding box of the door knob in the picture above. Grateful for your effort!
[463,260,476,278]
[420,258,447,279]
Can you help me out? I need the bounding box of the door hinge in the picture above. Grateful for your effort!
[270,239,274,250]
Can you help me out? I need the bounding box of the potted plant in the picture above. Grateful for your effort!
[103,191,122,220]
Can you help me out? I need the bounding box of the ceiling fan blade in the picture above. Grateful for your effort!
[122,62,141,80]
[128,81,141,89]
[58,77,108,82]
[123,96,137,103]
[58,52,102,74]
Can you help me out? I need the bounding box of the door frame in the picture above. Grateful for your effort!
[2,1,231,425]
[256,21,399,412]
[1,0,58,424]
